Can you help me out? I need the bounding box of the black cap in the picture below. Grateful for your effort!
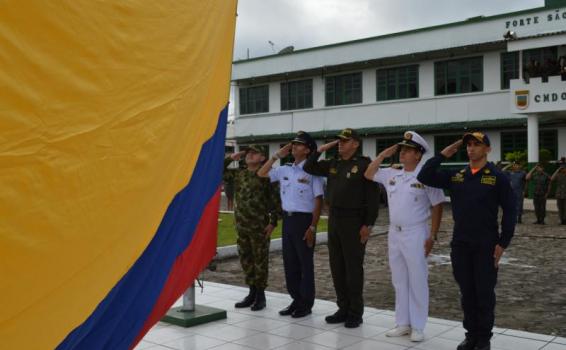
[463,132,491,146]
[292,131,317,153]
[336,128,361,141]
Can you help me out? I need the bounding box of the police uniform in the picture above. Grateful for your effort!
[417,132,516,349]
[373,132,445,333]
[269,132,324,314]
[224,145,281,310]
[304,128,379,326]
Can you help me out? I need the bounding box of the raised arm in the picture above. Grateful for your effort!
[258,143,291,178]
[303,140,338,177]
[364,144,399,181]
[417,140,462,189]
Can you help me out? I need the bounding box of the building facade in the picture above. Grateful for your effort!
[231,0,566,167]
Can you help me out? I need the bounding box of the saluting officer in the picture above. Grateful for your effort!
[417,132,516,350]
[364,131,444,342]
[304,128,379,328]
[224,145,281,311]
[258,131,324,318]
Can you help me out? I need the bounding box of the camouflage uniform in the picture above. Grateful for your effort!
[224,157,281,289]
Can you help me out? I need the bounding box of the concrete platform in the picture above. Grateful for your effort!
[136,282,566,350]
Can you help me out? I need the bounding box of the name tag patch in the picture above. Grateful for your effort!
[481,175,497,186]
[298,177,310,184]
[410,183,424,189]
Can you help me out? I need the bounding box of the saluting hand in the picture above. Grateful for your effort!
[230,150,246,161]
[378,144,399,159]
[359,225,370,244]
[440,139,463,158]
[276,143,292,159]
[264,224,275,238]
[493,244,504,268]
[303,227,315,248]
[317,140,339,153]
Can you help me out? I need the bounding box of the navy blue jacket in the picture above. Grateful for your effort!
[417,155,516,248]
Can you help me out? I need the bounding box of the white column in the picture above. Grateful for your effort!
[527,114,539,163]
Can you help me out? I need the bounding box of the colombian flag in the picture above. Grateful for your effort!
[0,1,237,349]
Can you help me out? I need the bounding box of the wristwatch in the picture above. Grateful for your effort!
[309,225,317,233]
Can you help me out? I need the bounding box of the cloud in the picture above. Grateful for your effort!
[233,0,542,60]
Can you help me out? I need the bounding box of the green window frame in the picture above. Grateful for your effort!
[501,131,527,160]
[434,135,468,163]
[325,72,362,106]
[500,130,558,160]
[522,46,558,68]
[239,85,269,115]
[501,52,519,89]
[435,56,483,95]
[281,79,313,111]
[377,65,419,101]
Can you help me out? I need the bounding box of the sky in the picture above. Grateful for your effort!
[229,0,543,116]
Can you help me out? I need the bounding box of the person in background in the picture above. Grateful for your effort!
[503,162,527,224]
[526,163,550,225]
[550,165,566,225]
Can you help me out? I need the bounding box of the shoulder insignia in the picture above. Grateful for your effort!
[410,183,424,189]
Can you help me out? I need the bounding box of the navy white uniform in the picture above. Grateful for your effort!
[270,157,324,310]
[372,132,445,332]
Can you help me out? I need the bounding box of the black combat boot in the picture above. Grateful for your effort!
[235,286,256,308]
[250,288,266,311]
[457,337,477,350]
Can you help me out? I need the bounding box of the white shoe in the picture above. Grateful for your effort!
[410,329,425,342]
[386,326,411,337]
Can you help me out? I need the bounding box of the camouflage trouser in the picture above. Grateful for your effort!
[237,225,270,289]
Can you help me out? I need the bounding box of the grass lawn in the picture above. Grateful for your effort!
[217,213,328,247]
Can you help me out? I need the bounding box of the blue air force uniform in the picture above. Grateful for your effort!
[417,132,516,344]
[269,132,324,312]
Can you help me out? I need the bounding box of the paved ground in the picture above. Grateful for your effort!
[136,282,566,350]
[204,205,566,338]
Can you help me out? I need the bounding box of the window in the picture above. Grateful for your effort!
[500,130,557,160]
[434,135,468,163]
[501,52,519,89]
[377,65,418,101]
[325,73,362,106]
[501,131,527,159]
[376,137,400,164]
[522,46,557,68]
[239,85,269,115]
[540,130,558,160]
[281,79,313,110]
[435,57,483,95]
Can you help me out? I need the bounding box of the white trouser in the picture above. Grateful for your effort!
[388,223,429,331]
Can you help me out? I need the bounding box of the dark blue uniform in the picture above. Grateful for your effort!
[417,155,516,343]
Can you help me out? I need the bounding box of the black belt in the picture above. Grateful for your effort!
[330,207,364,217]
[283,211,312,217]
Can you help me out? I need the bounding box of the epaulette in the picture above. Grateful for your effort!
[284,162,293,166]
[391,163,403,170]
